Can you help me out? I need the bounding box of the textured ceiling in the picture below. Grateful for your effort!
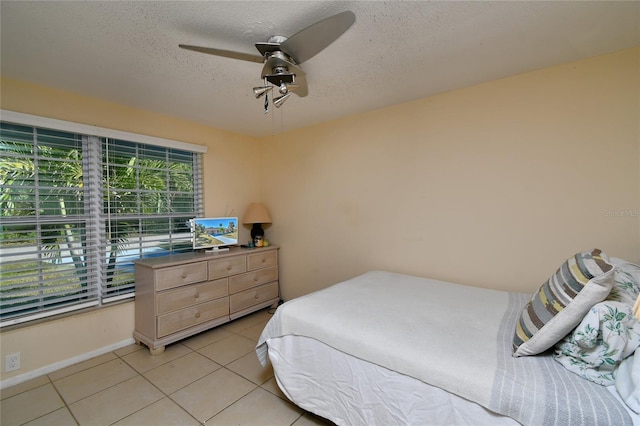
[1,1,639,137]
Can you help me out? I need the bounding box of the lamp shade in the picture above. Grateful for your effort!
[243,203,272,224]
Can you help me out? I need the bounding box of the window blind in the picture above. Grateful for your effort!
[0,123,100,322]
[101,139,196,302]
[0,118,203,326]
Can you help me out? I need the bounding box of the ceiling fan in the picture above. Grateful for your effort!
[179,10,355,110]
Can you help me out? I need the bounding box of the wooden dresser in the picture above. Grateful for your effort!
[133,246,279,354]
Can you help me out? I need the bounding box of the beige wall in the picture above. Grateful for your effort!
[0,77,262,227]
[0,304,134,384]
[1,47,639,384]
[0,77,259,384]
[260,47,640,300]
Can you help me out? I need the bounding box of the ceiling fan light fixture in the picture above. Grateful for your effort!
[253,85,273,98]
[279,82,288,95]
[285,83,299,92]
[274,92,292,108]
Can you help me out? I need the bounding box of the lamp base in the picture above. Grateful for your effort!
[251,223,264,247]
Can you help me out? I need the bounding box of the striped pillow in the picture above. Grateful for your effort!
[513,249,615,357]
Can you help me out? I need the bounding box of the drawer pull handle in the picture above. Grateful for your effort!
[181,273,187,279]
[194,293,200,299]
[253,277,258,281]
[262,259,266,263]
[254,294,259,299]
[195,312,201,319]
[226,266,232,270]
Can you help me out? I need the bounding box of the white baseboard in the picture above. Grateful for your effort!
[0,338,136,390]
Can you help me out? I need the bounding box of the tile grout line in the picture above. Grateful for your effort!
[48,373,81,426]
[117,352,203,426]
[111,314,271,425]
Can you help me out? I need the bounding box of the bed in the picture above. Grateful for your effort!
[256,250,640,425]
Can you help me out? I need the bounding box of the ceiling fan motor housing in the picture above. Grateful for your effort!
[262,51,297,87]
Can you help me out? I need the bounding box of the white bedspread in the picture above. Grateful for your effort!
[258,270,507,404]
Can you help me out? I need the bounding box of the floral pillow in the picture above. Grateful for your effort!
[554,299,640,385]
[608,261,640,306]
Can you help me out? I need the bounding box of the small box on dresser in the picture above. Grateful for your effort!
[133,246,279,355]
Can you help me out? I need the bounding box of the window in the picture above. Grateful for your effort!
[0,112,204,326]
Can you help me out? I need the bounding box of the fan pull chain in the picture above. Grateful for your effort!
[271,93,275,137]
[263,77,270,114]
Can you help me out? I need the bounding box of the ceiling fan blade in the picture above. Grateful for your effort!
[292,72,308,97]
[179,44,265,63]
[255,41,284,57]
[280,10,355,64]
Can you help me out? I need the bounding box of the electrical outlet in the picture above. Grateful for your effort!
[5,352,20,372]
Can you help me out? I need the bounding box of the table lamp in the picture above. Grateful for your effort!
[243,203,272,246]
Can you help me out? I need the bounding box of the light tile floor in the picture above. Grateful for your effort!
[0,309,330,426]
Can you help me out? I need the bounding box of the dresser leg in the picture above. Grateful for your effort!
[149,346,165,356]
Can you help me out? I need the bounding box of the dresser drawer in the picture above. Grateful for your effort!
[229,266,278,294]
[247,250,278,271]
[157,298,229,338]
[208,256,246,279]
[230,281,278,313]
[155,262,208,291]
[156,278,228,315]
